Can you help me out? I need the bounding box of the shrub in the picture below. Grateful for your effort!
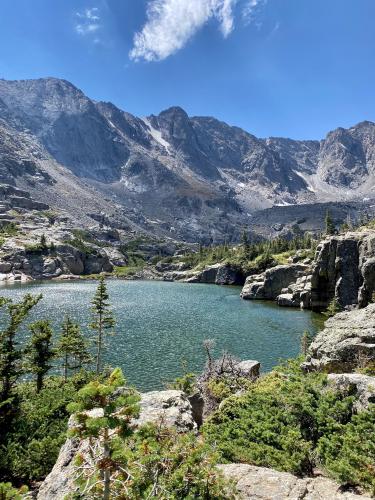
[203,360,355,477]
[0,373,94,482]
[317,409,375,495]
[168,371,197,395]
[0,223,18,237]
[103,424,235,499]
[0,482,28,499]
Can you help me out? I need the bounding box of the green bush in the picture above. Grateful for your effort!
[317,409,375,495]
[203,360,355,477]
[0,482,28,499]
[0,223,18,237]
[0,373,93,482]
[105,424,235,499]
[168,372,197,395]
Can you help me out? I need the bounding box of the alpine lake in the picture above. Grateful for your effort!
[0,279,324,391]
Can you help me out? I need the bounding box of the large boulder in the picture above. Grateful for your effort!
[241,264,308,300]
[302,304,375,373]
[133,390,197,432]
[218,464,371,499]
[37,390,196,500]
[327,373,375,412]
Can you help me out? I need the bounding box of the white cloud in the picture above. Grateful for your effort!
[75,7,101,36]
[129,0,264,62]
[242,0,266,25]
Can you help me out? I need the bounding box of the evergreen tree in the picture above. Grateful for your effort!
[57,316,91,382]
[241,228,250,257]
[40,233,47,250]
[91,276,115,375]
[325,210,335,235]
[25,320,55,393]
[0,294,42,403]
[323,297,342,318]
[67,368,140,500]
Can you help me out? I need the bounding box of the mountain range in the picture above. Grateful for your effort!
[0,77,374,242]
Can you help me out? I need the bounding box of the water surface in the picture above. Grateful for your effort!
[0,280,323,390]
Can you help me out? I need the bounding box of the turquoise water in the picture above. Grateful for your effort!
[0,280,323,391]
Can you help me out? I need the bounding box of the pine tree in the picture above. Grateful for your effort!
[0,294,42,402]
[325,210,335,235]
[323,297,342,318]
[241,228,250,257]
[40,233,47,250]
[25,320,55,393]
[57,316,91,382]
[91,276,115,375]
[67,368,140,500]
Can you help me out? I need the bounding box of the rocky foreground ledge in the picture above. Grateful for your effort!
[37,390,197,500]
[219,464,371,499]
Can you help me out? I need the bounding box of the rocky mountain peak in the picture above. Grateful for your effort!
[0,76,375,242]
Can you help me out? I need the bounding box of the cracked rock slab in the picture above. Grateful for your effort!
[218,464,371,499]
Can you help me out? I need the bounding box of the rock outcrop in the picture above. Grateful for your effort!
[277,273,313,308]
[185,263,245,285]
[275,230,375,311]
[0,242,113,282]
[327,373,375,412]
[218,464,371,499]
[302,304,375,372]
[241,264,308,300]
[37,390,196,500]
[309,231,375,310]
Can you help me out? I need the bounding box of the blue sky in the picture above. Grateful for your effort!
[0,0,374,139]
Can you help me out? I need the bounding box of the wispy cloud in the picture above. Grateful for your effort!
[242,0,266,25]
[129,0,265,62]
[75,7,101,36]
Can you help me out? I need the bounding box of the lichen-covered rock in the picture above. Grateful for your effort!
[241,264,308,300]
[133,390,197,432]
[218,464,371,499]
[327,373,375,412]
[37,390,196,500]
[302,304,375,373]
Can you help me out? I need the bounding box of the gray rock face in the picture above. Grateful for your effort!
[309,231,375,311]
[184,263,245,285]
[241,264,308,300]
[277,274,313,308]
[327,373,375,412]
[218,464,370,499]
[302,304,375,372]
[1,78,375,243]
[37,390,196,500]
[0,241,113,282]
